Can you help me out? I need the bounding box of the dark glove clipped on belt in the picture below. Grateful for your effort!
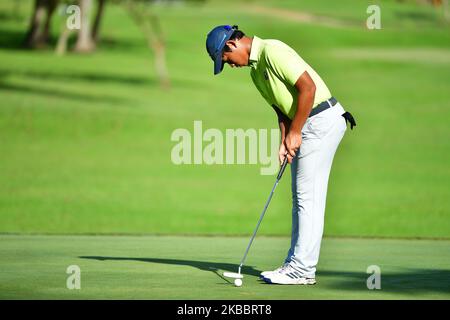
[342,112,356,130]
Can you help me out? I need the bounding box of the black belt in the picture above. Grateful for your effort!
[309,97,356,130]
[309,97,337,117]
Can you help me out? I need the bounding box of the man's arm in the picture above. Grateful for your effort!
[271,105,291,164]
[285,71,316,163]
[271,104,291,142]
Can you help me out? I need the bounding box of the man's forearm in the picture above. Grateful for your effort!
[279,115,291,144]
[272,104,291,143]
[290,89,315,134]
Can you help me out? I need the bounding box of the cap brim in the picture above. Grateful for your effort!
[213,54,224,75]
[212,29,234,75]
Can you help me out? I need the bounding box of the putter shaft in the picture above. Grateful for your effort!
[238,157,289,272]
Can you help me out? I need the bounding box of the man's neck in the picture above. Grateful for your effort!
[245,36,254,66]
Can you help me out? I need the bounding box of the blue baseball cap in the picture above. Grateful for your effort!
[206,25,236,75]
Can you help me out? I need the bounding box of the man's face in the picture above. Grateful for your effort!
[221,39,248,68]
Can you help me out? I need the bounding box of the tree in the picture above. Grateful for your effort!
[92,0,106,43]
[24,0,59,48]
[24,0,106,53]
[74,0,95,52]
[124,0,170,89]
[56,0,107,55]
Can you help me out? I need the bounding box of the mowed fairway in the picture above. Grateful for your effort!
[0,235,449,299]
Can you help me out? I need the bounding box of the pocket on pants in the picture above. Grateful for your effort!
[307,102,347,139]
[307,114,335,139]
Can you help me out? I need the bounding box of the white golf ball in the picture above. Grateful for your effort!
[234,279,242,287]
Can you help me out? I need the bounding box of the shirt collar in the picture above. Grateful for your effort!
[248,36,263,68]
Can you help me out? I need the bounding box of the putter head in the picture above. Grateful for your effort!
[223,272,243,279]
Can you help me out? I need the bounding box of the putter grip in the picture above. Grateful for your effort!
[277,156,289,180]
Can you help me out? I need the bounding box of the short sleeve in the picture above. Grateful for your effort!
[264,44,307,86]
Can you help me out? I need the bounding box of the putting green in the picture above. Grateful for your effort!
[0,235,449,299]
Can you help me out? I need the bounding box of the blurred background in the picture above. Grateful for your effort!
[1,0,449,238]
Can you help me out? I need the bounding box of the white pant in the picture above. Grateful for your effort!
[285,102,347,278]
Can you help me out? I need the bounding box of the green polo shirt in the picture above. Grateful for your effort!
[249,36,332,120]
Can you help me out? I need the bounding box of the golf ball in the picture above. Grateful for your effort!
[234,279,242,287]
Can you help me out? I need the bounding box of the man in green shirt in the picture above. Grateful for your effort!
[206,25,355,285]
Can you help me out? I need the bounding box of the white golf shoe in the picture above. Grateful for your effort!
[260,263,289,278]
[262,265,316,285]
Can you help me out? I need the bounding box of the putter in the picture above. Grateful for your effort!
[224,155,289,286]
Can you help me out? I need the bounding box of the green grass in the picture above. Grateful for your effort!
[0,0,449,238]
[0,235,449,299]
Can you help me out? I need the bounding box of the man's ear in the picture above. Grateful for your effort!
[225,40,237,50]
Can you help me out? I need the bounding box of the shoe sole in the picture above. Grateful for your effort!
[262,276,316,285]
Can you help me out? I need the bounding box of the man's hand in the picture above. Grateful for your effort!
[279,143,288,165]
[281,71,315,163]
[285,131,302,163]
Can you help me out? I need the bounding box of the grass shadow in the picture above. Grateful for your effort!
[317,269,450,294]
[0,68,156,86]
[79,256,450,294]
[0,28,27,50]
[0,80,128,105]
[0,67,207,90]
[0,12,23,22]
[79,256,262,280]
[394,10,438,22]
[0,26,144,52]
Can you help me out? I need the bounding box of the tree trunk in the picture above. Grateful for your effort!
[74,0,95,52]
[24,0,58,48]
[147,13,170,89]
[149,35,170,90]
[41,0,58,45]
[55,25,72,56]
[24,0,47,48]
[126,1,171,89]
[92,0,106,43]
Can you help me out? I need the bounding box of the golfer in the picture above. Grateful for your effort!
[206,25,355,285]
